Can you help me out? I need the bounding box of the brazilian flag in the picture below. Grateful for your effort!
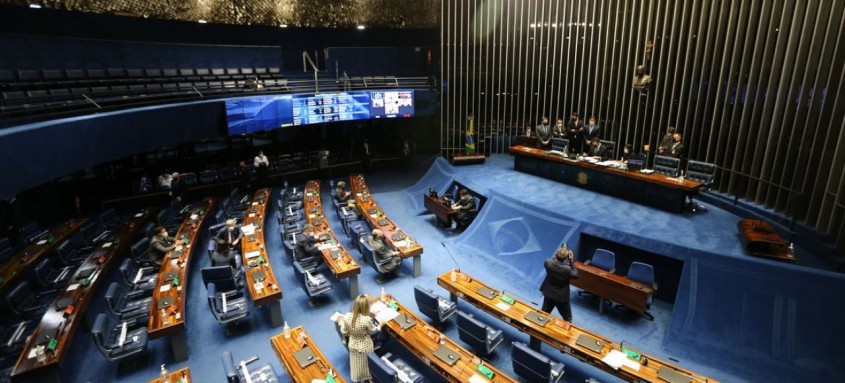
[465,116,476,155]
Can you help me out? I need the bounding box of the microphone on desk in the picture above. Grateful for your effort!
[441,242,460,273]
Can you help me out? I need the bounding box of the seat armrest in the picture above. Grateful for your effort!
[241,355,261,367]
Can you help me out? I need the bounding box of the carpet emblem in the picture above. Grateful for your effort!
[485,217,542,255]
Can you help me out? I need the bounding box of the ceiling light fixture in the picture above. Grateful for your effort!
[357,25,366,30]
[198,19,208,24]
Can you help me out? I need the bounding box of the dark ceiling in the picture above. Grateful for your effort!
[1,0,440,28]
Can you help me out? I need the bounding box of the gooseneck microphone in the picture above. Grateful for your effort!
[441,242,461,273]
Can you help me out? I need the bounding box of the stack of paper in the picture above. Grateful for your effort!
[601,350,641,371]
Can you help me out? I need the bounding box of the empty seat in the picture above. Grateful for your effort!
[41,69,64,82]
[16,70,40,82]
[207,283,249,325]
[104,282,152,321]
[222,351,280,383]
[5,281,45,318]
[33,257,75,294]
[456,310,504,356]
[144,68,162,78]
[368,352,423,383]
[0,320,29,357]
[126,68,144,79]
[511,341,565,383]
[653,155,681,177]
[413,285,457,326]
[55,240,89,266]
[118,258,156,295]
[587,249,615,272]
[622,262,657,320]
[19,222,49,243]
[293,261,332,299]
[91,313,148,362]
[106,68,126,79]
[100,208,121,228]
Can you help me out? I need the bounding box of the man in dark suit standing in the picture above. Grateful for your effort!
[668,133,684,159]
[582,115,601,143]
[535,117,552,149]
[566,112,585,153]
[539,245,579,322]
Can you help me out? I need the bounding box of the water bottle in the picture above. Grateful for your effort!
[160,364,170,383]
[678,170,685,184]
[283,321,291,338]
[381,287,387,301]
[450,269,457,282]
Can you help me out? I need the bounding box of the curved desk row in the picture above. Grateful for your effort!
[271,325,347,383]
[349,174,423,277]
[303,180,361,299]
[240,188,284,326]
[11,209,155,383]
[148,199,216,361]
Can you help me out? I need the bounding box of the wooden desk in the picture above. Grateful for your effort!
[349,174,423,277]
[571,261,653,315]
[303,180,361,299]
[11,210,154,383]
[437,271,719,383]
[147,199,216,361]
[423,194,455,228]
[240,189,284,326]
[375,294,517,383]
[0,219,87,295]
[147,367,191,383]
[271,326,347,383]
[738,220,796,262]
[509,145,701,213]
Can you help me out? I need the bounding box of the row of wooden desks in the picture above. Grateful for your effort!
[271,325,347,383]
[349,174,423,277]
[11,209,155,383]
[148,199,216,362]
[437,271,719,383]
[240,188,284,326]
[571,261,654,315]
[146,367,191,383]
[0,218,87,295]
[509,145,702,213]
[303,180,361,299]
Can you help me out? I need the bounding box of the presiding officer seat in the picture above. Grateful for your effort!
[90,313,148,362]
[222,351,279,383]
[413,285,457,326]
[511,341,565,383]
[456,311,504,356]
[653,155,681,177]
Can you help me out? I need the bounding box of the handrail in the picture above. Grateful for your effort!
[302,51,320,93]
[81,93,101,108]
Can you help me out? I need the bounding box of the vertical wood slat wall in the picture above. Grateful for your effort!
[441,0,845,247]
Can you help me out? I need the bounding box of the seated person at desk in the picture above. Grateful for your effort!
[215,219,243,247]
[620,143,635,162]
[540,244,579,322]
[294,224,326,263]
[584,137,608,159]
[451,189,477,231]
[368,229,401,274]
[149,226,183,266]
[334,181,357,211]
[211,241,238,271]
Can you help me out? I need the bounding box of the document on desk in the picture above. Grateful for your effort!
[317,243,335,251]
[241,224,256,236]
[245,250,261,259]
[495,301,511,311]
[468,374,490,383]
[101,242,113,248]
[66,283,80,292]
[159,284,171,293]
[602,350,640,371]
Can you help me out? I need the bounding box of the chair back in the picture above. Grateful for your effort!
[511,341,553,382]
[18,222,39,240]
[368,352,398,383]
[33,258,53,282]
[222,351,240,383]
[591,249,615,272]
[202,266,239,292]
[653,155,680,177]
[91,313,110,354]
[6,281,33,310]
[551,138,569,152]
[156,209,172,225]
[600,140,616,158]
[100,208,118,226]
[0,247,12,263]
[104,282,120,311]
[456,311,488,349]
[627,262,655,287]
[686,160,716,184]
[55,240,74,262]
[0,237,10,252]
[413,285,443,323]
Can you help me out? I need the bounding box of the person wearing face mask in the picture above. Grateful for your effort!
[215,218,243,247]
[582,115,601,143]
[553,118,566,137]
[149,226,183,267]
[621,144,635,162]
[535,116,552,149]
[668,133,684,159]
[566,112,585,153]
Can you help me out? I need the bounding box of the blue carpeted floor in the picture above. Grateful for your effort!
[24,154,844,383]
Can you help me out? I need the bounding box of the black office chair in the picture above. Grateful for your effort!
[99,208,121,229]
[0,320,29,358]
[685,160,716,212]
[292,261,332,300]
[653,155,681,177]
[33,257,75,295]
[511,341,565,383]
[413,285,457,326]
[104,282,152,321]
[54,240,89,266]
[5,281,45,319]
[117,258,156,298]
[91,313,148,362]
[129,237,154,267]
[222,351,279,383]
[456,310,504,356]
[207,283,250,326]
[368,352,424,383]
[551,138,569,153]
[19,222,48,244]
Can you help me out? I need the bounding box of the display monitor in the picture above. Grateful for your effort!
[225,95,294,135]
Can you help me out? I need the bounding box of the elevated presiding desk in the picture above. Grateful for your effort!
[148,199,216,361]
[0,218,87,295]
[374,293,517,383]
[303,180,361,299]
[437,271,719,383]
[147,367,191,383]
[571,261,653,315]
[349,174,423,277]
[11,209,155,383]
[271,325,347,383]
[509,145,701,213]
[240,188,284,326]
